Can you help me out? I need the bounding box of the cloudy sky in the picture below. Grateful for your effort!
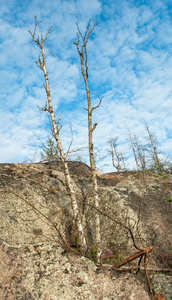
[0,0,171,171]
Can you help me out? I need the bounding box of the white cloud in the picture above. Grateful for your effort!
[0,0,171,170]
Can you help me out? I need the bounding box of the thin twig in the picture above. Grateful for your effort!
[2,189,81,254]
[82,199,141,250]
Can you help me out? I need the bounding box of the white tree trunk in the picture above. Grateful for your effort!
[77,42,102,262]
[30,27,87,254]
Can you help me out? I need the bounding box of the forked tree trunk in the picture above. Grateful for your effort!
[74,22,102,262]
[29,22,87,254]
[127,127,140,172]
[109,137,122,172]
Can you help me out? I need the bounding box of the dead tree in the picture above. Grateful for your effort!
[29,17,87,254]
[74,21,102,262]
[108,137,126,172]
[144,123,163,172]
[127,126,140,171]
[127,127,147,172]
[133,133,147,172]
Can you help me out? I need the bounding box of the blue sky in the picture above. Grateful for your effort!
[0,0,171,171]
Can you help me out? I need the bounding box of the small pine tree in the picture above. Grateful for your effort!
[41,137,59,162]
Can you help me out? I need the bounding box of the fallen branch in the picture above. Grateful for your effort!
[111,245,153,269]
[110,245,154,299]
[144,253,154,298]
[101,265,171,273]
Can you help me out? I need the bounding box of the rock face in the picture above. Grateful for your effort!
[0,162,172,299]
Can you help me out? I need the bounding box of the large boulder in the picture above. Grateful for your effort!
[0,162,171,299]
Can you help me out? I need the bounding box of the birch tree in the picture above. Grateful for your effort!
[29,17,87,254]
[74,21,102,262]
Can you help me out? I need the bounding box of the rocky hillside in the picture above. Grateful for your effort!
[0,162,172,299]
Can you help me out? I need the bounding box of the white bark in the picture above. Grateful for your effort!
[127,127,140,172]
[29,24,87,254]
[74,24,102,262]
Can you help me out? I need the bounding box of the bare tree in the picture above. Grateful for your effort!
[29,17,87,254]
[127,126,148,172]
[133,134,147,172]
[74,21,102,262]
[144,123,163,172]
[108,137,126,172]
[127,126,140,171]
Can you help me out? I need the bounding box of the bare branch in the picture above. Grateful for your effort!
[28,16,43,48]
[76,22,84,41]
[36,60,43,70]
[108,137,126,172]
[65,123,74,159]
[126,125,140,172]
[74,21,97,79]
[43,26,52,42]
[3,189,68,249]
[91,98,102,112]
[66,146,88,156]
[92,121,99,132]
[133,133,147,172]
[80,198,141,251]
[111,245,153,269]
[32,130,47,152]
[29,18,87,253]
